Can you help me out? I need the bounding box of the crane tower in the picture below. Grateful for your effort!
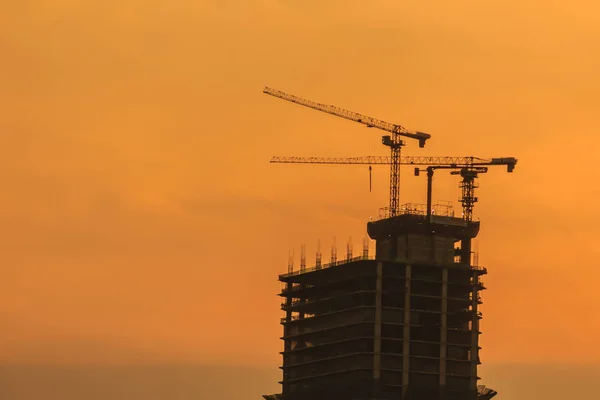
[262,87,516,400]
[263,87,430,217]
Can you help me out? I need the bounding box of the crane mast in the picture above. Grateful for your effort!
[388,136,401,218]
[263,87,430,217]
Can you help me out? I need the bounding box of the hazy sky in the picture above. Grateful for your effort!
[1,0,599,396]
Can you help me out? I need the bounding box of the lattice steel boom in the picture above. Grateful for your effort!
[263,87,431,145]
[270,155,517,222]
[270,156,516,166]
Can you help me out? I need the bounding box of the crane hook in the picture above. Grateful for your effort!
[369,165,372,192]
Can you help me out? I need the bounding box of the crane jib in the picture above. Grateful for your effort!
[263,86,430,146]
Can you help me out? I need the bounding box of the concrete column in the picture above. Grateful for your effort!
[430,234,436,264]
[440,267,448,386]
[470,272,480,391]
[284,286,292,352]
[461,238,472,267]
[283,283,293,397]
[390,237,398,262]
[298,284,306,365]
[373,262,383,397]
[402,265,412,395]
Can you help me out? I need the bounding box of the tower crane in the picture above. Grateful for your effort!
[270,156,517,222]
[263,87,430,217]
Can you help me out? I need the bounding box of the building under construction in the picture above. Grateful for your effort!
[266,206,496,400]
[261,87,515,400]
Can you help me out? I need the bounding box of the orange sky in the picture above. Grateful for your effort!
[0,0,599,370]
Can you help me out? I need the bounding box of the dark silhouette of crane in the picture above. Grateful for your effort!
[270,156,517,222]
[263,87,430,217]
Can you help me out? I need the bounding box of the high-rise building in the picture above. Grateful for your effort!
[263,204,497,400]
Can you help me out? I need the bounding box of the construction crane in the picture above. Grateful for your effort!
[270,156,517,222]
[263,87,430,217]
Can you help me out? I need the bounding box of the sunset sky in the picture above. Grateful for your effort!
[1,1,599,399]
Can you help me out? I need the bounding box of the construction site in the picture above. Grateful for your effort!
[261,87,517,400]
